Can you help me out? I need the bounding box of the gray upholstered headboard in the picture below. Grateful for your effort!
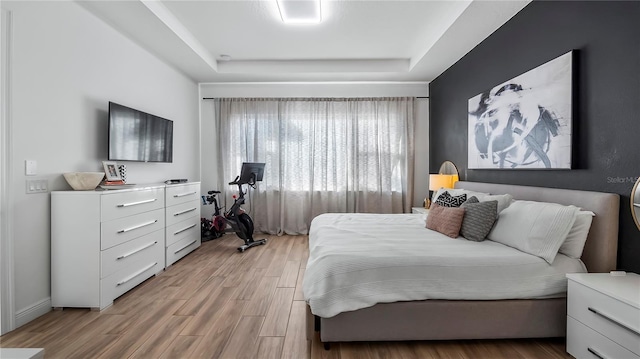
[455,181,620,273]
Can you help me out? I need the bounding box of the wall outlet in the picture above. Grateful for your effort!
[26,179,48,194]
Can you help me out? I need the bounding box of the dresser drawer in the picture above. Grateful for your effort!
[101,230,164,279]
[568,281,640,356]
[567,316,640,359]
[165,200,200,227]
[100,258,163,309]
[166,234,200,267]
[101,208,165,250]
[166,216,200,247]
[101,188,164,221]
[166,183,200,208]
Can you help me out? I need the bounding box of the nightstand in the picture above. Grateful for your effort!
[411,207,429,214]
[566,273,640,359]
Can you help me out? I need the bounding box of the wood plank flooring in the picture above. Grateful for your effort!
[0,234,571,358]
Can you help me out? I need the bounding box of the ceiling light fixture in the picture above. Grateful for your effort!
[276,0,321,25]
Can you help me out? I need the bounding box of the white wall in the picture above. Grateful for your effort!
[2,1,199,327]
[199,82,429,214]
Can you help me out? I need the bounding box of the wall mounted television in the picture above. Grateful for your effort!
[108,102,173,163]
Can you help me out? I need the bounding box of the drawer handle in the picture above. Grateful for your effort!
[117,198,157,208]
[174,207,197,216]
[116,262,157,286]
[174,223,197,236]
[587,347,607,359]
[173,191,196,198]
[117,220,158,234]
[588,307,640,336]
[175,240,198,254]
[116,241,158,260]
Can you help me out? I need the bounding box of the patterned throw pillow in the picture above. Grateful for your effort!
[460,196,498,242]
[435,191,467,207]
[464,196,480,204]
[426,203,465,238]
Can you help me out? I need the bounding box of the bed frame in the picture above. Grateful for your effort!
[306,181,620,345]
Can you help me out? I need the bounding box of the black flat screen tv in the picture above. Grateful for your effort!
[108,102,173,163]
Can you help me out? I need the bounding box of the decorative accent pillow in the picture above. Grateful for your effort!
[432,189,513,213]
[460,197,498,242]
[479,194,514,213]
[434,191,467,207]
[488,200,579,264]
[464,196,480,204]
[558,211,595,258]
[432,188,487,205]
[425,203,465,238]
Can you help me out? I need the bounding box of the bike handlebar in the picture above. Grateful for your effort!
[228,176,241,185]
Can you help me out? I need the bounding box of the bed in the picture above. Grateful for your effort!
[304,181,619,345]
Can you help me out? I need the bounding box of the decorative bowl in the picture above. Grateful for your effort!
[63,172,104,190]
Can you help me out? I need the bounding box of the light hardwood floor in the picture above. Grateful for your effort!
[0,235,571,358]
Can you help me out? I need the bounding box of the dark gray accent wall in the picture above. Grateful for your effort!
[429,0,640,273]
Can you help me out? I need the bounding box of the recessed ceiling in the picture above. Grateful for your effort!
[79,0,530,83]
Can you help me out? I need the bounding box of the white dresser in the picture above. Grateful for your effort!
[52,185,166,310]
[164,182,201,266]
[51,182,202,309]
[566,273,640,359]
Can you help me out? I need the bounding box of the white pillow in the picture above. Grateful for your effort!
[558,211,594,259]
[488,200,579,264]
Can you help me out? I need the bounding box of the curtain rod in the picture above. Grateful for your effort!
[202,96,429,100]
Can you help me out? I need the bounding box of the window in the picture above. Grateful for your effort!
[215,97,414,234]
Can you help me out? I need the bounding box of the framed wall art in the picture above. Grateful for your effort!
[468,51,573,169]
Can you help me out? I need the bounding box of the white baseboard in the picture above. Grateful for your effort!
[15,297,51,328]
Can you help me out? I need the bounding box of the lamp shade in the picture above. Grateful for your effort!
[429,174,456,191]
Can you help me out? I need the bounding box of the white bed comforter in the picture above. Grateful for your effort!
[303,213,587,318]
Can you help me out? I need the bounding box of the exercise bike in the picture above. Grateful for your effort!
[201,190,226,241]
[206,163,267,252]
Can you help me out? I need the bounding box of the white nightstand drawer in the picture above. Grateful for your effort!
[101,208,165,250]
[568,281,640,356]
[166,183,200,207]
[166,234,200,267]
[101,188,165,221]
[101,230,164,279]
[165,200,199,227]
[567,316,639,359]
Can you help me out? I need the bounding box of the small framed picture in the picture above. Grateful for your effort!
[102,161,122,181]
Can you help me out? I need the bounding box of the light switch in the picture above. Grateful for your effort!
[25,160,37,176]
[26,179,48,194]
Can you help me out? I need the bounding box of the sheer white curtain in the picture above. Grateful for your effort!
[215,97,415,235]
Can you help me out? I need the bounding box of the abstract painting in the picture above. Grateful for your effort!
[468,51,573,169]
